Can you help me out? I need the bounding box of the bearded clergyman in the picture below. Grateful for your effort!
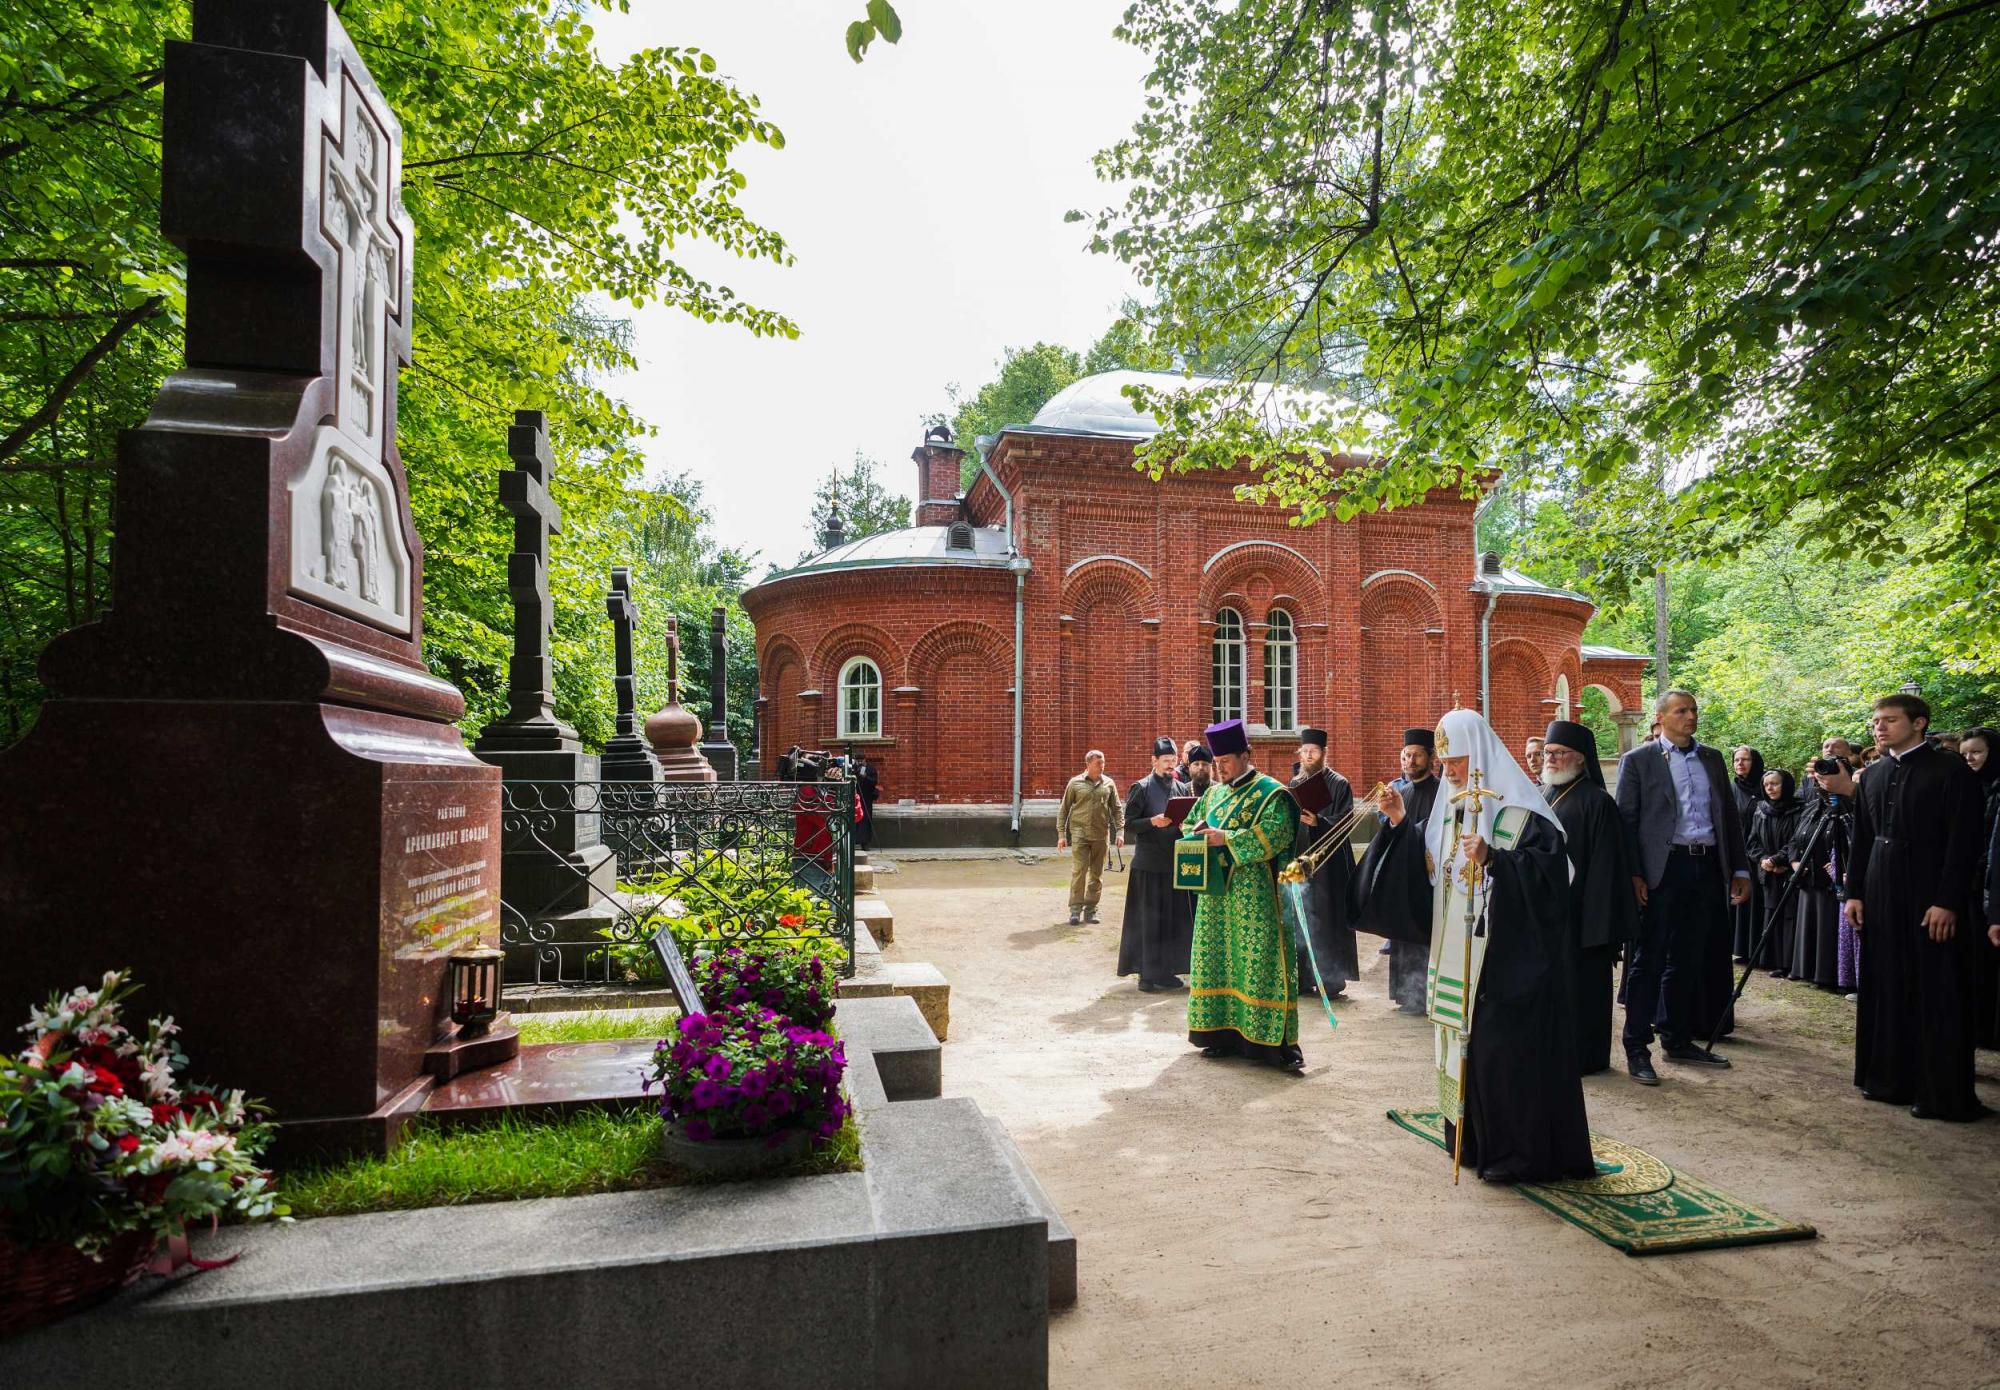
[1180,718,1305,1071]
[1540,720,1642,1076]
[1379,707,1591,1183]
[1289,727,1358,1000]
[1351,727,1442,1014]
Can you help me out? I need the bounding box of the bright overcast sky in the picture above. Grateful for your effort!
[591,1,1149,565]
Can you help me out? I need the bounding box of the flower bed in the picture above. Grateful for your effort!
[650,1007,849,1147]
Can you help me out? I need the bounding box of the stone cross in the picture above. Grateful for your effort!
[700,604,739,781]
[605,567,640,739]
[5,0,503,1159]
[498,410,567,730]
[664,615,683,705]
[599,565,661,807]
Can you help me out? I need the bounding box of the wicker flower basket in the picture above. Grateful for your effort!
[0,1229,154,1338]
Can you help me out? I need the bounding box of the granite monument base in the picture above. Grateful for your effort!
[2,997,1065,1388]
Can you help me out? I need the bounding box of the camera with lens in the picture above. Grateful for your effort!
[777,745,843,782]
[1810,755,1847,777]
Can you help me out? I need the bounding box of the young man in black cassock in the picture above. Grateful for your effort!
[1540,721,1641,1075]
[1350,727,1439,1014]
[1846,694,1991,1121]
[1289,728,1358,999]
[1118,736,1195,992]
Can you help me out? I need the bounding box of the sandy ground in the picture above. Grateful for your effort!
[874,855,2000,1390]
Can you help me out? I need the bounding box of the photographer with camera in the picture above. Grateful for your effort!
[1790,752,1858,991]
[1846,692,1989,1121]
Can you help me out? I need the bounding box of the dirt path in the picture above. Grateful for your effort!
[875,855,2000,1390]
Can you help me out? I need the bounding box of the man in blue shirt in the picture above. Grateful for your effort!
[1615,689,1753,1084]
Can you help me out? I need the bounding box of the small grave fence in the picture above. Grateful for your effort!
[497,779,857,992]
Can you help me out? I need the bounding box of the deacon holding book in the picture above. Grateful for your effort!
[1178,718,1305,1070]
[1351,727,1443,1014]
[1540,720,1642,1075]
[1119,736,1196,993]
[1289,728,1359,999]
[1396,707,1591,1183]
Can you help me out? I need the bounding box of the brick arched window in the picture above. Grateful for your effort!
[838,657,881,737]
[1263,608,1296,732]
[1212,608,1246,724]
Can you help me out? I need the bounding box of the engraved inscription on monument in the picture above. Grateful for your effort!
[287,69,413,633]
[389,800,497,959]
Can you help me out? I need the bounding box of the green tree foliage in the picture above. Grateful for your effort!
[0,0,796,752]
[1076,0,2000,655]
[801,450,910,560]
[947,342,1083,487]
[1496,496,2000,770]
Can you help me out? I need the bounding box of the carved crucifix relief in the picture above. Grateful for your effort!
[286,68,414,634]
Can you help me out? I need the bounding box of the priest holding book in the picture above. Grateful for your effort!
[1290,728,1359,999]
[1179,718,1305,1070]
[1119,736,1196,992]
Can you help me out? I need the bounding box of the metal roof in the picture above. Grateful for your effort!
[1019,370,1380,441]
[757,524,1014,585]
[1581,643,1650,662]
[1474,564,1593,605]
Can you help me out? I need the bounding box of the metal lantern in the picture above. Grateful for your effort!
[447,946,504,1037]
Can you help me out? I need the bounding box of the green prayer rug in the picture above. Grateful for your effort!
[1385,1109,1818,1256]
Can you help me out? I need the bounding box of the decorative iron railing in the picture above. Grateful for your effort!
[497,779,856,992]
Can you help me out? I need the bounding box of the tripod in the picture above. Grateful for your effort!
[1702,802,1843,1056]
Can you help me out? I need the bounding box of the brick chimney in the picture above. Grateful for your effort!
[912,424,965,528]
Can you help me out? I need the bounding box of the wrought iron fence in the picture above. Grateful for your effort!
[497,779,856,993]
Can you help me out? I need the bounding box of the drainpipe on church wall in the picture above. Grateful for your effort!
[1473,488,1502,719]
[978,445,1028,835]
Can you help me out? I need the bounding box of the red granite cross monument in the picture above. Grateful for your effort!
[0,0,501,1158]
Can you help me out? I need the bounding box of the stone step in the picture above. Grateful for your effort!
[856,894,894,944]
[836,994,942,1103]
[987,1116,1077,1310]
[876,960,949,1042]
[853,864,876,892]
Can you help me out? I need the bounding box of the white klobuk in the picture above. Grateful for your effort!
[287,68,413,634]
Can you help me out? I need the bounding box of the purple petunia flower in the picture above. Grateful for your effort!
[690,1078,722,1109]
[741,1068,770,1099]
[704,1054,732,1082]
[684,1117,713,1142]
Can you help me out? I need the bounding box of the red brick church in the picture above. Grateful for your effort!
[742,372,1646,819]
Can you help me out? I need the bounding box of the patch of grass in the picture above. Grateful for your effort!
[1761,976,1858,1048]
[284,1110,671,1217]
[515,1009,679,1045]
[281,1109,866,1220]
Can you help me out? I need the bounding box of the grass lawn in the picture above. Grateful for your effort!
[282,1008,863,1219]
[515,1009,680,1044]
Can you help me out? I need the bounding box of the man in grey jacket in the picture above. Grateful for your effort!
[1616,689,1752,1084]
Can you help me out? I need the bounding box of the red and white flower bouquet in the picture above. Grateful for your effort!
[0,971,287,1333]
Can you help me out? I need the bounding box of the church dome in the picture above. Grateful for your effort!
[1023,370,1375,440]
[1027,371,1176,437]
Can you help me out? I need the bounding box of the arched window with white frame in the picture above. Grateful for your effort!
[1264,608,1296,731]
[837,657,881,738]
[1212,608,1246,724]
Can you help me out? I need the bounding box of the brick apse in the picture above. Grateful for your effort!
[742,372,1647,806]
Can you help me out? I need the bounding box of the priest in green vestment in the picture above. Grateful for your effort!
[1180,718,1305,1070]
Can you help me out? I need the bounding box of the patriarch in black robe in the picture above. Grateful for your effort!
[1847,695,1990,1121]
[1422,707,1593,1184]
[1118,736,1195,991]
[1540,721,1640,1075]
[1289,727,1358,998]
[1349,727,1440,1014]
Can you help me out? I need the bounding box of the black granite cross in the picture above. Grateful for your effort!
[599,564,661,785]
[605,566,639,739]
[499,410,566,728]
[700,604,738,780]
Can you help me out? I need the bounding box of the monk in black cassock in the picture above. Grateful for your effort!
[1289,728,1358,999]
[1118,736,1195,992]
[1847,694,1991,1121]
[1539,721,1641,1075]
[1350,727,1440,1014]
